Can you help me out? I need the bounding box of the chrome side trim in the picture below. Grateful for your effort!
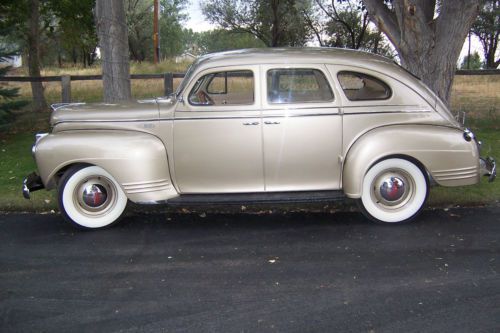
[52,110,431,125]
[53,119,161,125]
[50,102,86,111]
[122,179,171,194]
[432,166,478,182]
[343,110,432,115]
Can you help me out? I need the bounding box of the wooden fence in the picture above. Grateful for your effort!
[0,73,186,103]
[0,70,498,103]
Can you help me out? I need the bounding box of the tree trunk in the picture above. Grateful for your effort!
[27,0,47,112]
[71,48,77,65]
[270,0,281,47]
[484,35,500,68]
[364,0,480,104]
[95,0,131,103]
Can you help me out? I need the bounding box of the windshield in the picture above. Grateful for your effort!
[176,61,199,97]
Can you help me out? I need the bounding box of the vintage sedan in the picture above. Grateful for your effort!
[23,48,496,229]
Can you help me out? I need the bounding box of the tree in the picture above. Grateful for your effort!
[460,51,484,69]
[126,0,189,61]
[363,0,480,104]
[310,0,393,57]
[50,0,98,67]
[471,0,499,69]
[195,29,266,54]
[201,0,314,47]
[126,0,153,61]
[0,46,28,124]
[159,0,190,58]
[26,0,47,111]
[0,0,47,111]
[96,0,131,102]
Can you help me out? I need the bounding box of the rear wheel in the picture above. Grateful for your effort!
[58,165,127,229]
[358,158,429,224]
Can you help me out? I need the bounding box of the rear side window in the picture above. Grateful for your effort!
[267,69,334,104]
[337,71,391,101]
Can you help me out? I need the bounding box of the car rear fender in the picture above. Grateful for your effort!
[342,125,480,198]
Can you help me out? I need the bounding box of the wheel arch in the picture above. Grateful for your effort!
[50,162,93,188]
[367,153,430,183]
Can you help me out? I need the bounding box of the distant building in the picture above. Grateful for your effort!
[175,52,197,64]
[0,55,22,68]
[0,40,22,68]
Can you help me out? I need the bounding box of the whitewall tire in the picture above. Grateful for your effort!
[58,165,128,229]
[358,158,429,224]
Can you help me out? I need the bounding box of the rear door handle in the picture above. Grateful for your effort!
[243,122,259,126]
[264,121,280,125]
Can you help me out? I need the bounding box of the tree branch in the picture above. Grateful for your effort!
[363,0,401,48]
[302,8,323,46]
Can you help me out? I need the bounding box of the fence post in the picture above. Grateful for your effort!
[163,73,174,96]
[61,75,71,103]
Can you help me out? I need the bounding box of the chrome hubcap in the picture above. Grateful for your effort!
[82,184,108,208]
[371,169,414,210]
[379,176,405,202]
[74,176,116,216]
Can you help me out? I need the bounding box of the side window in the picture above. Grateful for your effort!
[189,70,254,106]
[337,71,391,101]
[267,68,334,104]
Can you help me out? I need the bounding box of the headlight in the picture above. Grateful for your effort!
[463,128,474,142]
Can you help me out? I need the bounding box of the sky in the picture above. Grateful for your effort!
[185,1,215,32]
[184,0,485,64]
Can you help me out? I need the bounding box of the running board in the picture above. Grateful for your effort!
[166,190,345,206]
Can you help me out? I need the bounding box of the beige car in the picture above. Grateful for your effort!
[23,48,496,229]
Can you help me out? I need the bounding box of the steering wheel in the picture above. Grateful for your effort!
[196,90,214,105]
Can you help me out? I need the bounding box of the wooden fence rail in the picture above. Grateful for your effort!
[0,70,498,103]
[0,73,186,103]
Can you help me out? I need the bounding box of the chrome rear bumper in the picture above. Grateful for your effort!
[480,157,496,183]
[22,172,45,199]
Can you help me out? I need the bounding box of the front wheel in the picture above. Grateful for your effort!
[58,165,128,229]
[358,158,429,224]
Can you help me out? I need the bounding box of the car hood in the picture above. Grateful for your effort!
[50,99,164,126]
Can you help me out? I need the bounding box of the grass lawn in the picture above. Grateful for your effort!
[1,131,57,211]
[428,126,499,207]
[0,112,498,213]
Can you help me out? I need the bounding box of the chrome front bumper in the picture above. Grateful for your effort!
[22,172,45,199]
[480,157,496,182]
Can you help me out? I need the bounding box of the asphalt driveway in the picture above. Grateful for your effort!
[1,206,499,332]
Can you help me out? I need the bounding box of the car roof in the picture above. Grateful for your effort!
[195,47,397,71]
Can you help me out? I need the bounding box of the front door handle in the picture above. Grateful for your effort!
[264,121,281,125]
[243,122,259,126]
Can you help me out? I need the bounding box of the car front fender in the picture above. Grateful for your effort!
[34,130,178,203]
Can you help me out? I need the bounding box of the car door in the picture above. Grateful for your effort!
[173,66,264,193]
[261,64,343,191]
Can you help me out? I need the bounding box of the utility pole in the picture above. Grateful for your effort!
[153,0,160,63]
